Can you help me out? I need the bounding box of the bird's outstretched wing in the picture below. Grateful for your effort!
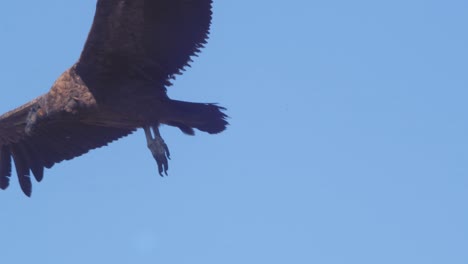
[0,99,134,196]
[76,0,213,87]
[0,0,214,196]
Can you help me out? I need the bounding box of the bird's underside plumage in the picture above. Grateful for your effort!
[0,0,228,196]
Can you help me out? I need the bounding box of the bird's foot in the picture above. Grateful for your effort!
[25,105,45,135]
[144,125,170,176]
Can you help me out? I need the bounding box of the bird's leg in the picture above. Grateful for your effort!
[144,124,170,176]
[25,105,46,136]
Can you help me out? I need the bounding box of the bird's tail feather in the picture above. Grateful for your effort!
[163,100,228,135]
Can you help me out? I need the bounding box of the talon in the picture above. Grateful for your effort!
[25,105,42,135]
[144,125,170,176]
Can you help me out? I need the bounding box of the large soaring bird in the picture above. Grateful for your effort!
[0,0,228,196]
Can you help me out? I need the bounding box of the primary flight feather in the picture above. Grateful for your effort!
[0,0,228,196]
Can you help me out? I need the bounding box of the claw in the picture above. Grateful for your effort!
[144,125,170,176]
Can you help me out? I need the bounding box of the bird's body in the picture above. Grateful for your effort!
[0,0,228,196]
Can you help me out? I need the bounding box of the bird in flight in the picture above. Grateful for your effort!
[0,0,228,196]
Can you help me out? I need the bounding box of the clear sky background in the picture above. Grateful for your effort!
[0,1,467,263]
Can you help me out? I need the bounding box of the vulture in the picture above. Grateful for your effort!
[0,0,228,196]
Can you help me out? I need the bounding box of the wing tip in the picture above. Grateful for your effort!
[0,177,9,190]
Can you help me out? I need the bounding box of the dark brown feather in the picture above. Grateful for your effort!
[76,0,212,87]
[0,146,12,190]
[19,142,44,182]
[0,99,135,195]
[10,144,32,197]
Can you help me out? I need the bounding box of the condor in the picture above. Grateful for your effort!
[0,0,228,196]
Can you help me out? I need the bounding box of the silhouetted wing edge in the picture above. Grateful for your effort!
[0,111,135,196]
[76,0,213,86]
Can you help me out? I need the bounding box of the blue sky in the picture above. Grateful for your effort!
[1,1,467,263]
